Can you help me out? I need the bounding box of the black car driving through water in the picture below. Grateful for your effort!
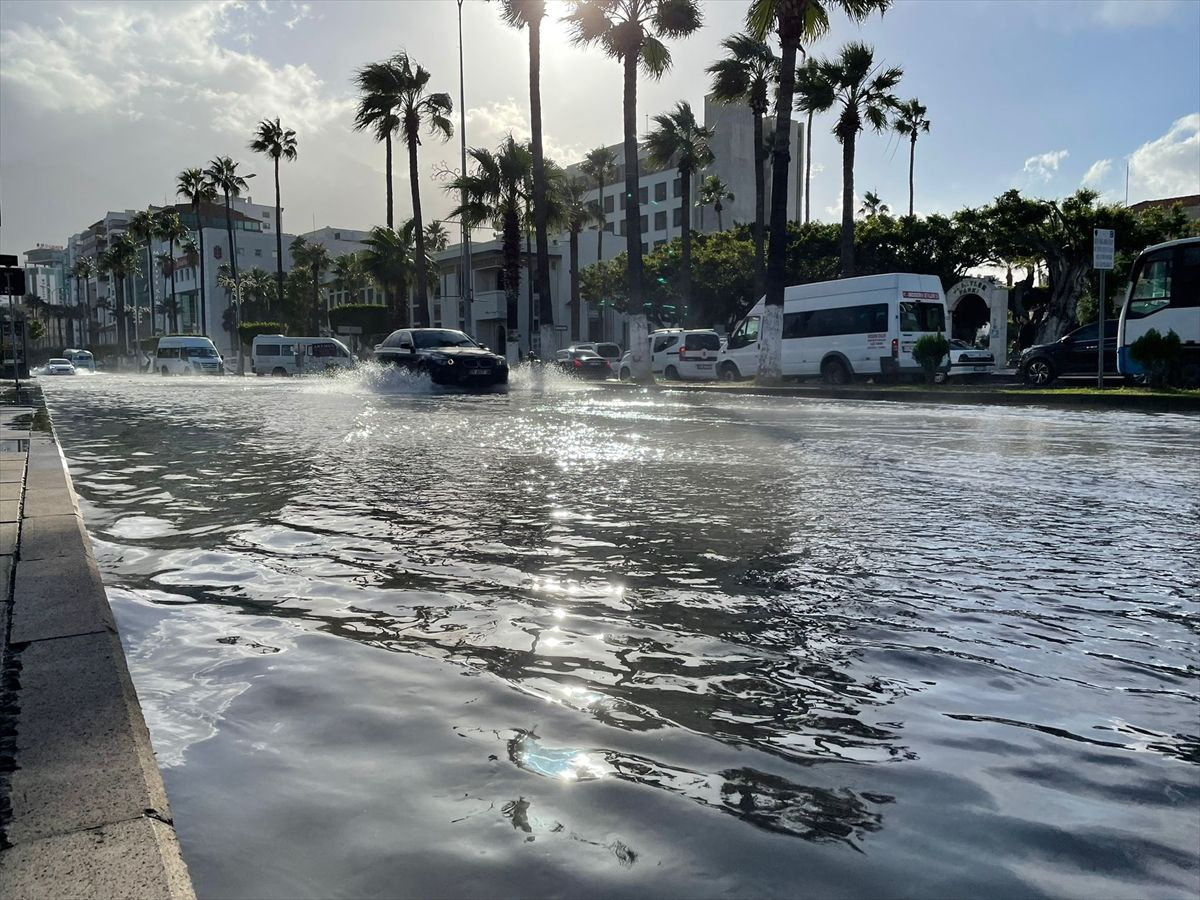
[373,328,508,387]
[1018,320,1118,386]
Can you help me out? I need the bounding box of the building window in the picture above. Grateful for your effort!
[604,222,614,234]
[263,211,271,218]
[334,232,341,240]
[614,165,623,182]
[604,195,614,213]
[655,182,667,202]
[619,193,626,210]
[654,211,667,231]
[254,248,262,257]
[618,221,626,237]
[673,178,681,198]
[641,243,648,255]
[640,215,648,233]
[673,207,684,227]
[638,186,648,205]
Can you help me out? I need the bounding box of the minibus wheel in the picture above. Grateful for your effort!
[160,366,170,377]
[822,358,850,385]
[718,362,740,381]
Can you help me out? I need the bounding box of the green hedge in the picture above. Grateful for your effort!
[238,321,287,345]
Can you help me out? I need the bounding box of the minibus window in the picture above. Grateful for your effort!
[900,302,946,333]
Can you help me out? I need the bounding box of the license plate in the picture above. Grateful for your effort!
[696,363,713,370]
[973,365,990,371]
[469,368,488,375]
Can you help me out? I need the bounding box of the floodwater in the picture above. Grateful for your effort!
[40,369,1200,899]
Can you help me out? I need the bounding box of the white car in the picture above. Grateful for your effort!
[941,339,995,382]
[616,329,721,381]
[44,358,76,375]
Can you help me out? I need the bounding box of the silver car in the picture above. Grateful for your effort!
[44,358,76,375]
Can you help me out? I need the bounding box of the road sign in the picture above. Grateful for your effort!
[0,267,26,296]
[1093,228,1115,270]
[555,325,568,332]
[336,325,363,334]
[0,254,17,267]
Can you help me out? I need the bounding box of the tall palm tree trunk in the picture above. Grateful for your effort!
[197,212,208,336]
[502,207,520,335]
[528,18,555,348]
[623,54,648,381]
[144,244,156,337]
[169,240,179,332]
[525,227,535,346]
[385,133,394,230]
[570,230,581,342]
[115,276,127,350]
[716,201,724,232]
[129,275,140,362]
[222,192,244,373]
[907,134,916,217]
[758,40,798,384]
[840,133,856,277]
[596,175,605,263]
[805,109,814,224]
[407,141,431,328]
[274,155,285,309]
[681,168,693,327]
[752,110,765,299]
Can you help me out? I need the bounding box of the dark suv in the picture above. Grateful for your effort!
[373,328,508,387]
[1019,320,1118,386]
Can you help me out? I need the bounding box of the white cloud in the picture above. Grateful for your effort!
[1026,0,1186,30]
[1022,149,1069,182]
[1081,158,1112,187]
[0,1,351,136]
[465,99,587,167]
[1093,0,1183,27]
[1128,113,1200,201]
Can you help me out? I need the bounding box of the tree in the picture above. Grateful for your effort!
[892,98,929,218]
[156,211,189,333]
[567,0,704,381]
[697,174,735,231]
[858,189,888,218]
[425,220,450,253]
[644,100,714,327]
[449,136,534,342]
[746,0,891,384]
[392,52,453,330]
[498,0,557,349]
[127,208,160,337]
[794,57,835,225]
[205,156,251,373]
[580,145,618,266]
[332,252,368,309]
[354,61,403,229]
[239,267,276,322]
[558,175,603,340]
[98,232,141,352]
[817,41,902,277]
[249,117,298,305]
[361,226,415,326]
[179,236,200,332]
[290,237,332,334]
[176,167,218,335]
[706,32,778,298]
[71,256,97,345]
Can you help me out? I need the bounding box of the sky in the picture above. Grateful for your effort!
[1,0,1198,258]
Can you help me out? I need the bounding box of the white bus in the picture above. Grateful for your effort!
[718,273,948,383]
[154,335,225,375]
[251,335,356,376]
[1116,237,1200,388]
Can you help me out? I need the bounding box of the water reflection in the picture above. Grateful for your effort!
[37,373,1200,898]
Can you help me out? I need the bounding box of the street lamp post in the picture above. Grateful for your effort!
[457,0,473,335]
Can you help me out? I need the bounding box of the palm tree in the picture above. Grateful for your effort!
[449,136,533,340]
[390,52,453,330]
[127,209,159,337]
[205,156,251,372]
[176,167,218,335]
[579,146,618,265]
[179,237,200,332]
[858,189,889,218]
[71,256,97,345]
[290,237,332,333]
[361,226,415,325]
[156,211,188,333]
[706,32,778,297]
[644,100,714,326]
[333,253,368,308]
[354,62,403,229]
[696,175,735,231]
[817,41,902,276]
[425,220,450,253]
[746,0,891,384]
[893,98,930,217]
[558,175,603,341]
[240,268,276,321]
[498,1,557,347]
[794,57,835,225]
[567,0,704,381]
[249,117,299,305]
[98,232,140,353]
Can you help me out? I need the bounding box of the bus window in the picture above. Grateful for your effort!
[728,316,759,349]
[1129,251,1172,317]
[900,302,946,332]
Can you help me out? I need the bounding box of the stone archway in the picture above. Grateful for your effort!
[946,277,1009,364]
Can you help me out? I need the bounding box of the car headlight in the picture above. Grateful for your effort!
[496,357,507,367]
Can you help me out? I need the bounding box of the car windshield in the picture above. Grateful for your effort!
[414,330,477,349]
[185,347,219,358]
[49,359,70,365]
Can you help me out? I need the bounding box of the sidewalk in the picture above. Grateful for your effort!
[0,383,194,900]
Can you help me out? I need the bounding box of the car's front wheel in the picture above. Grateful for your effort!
[1023,358,1055,387]
[619,367,632,382]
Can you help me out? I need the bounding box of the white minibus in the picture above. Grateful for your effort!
[1116,237,1200,387]
[63,349,95,372]
[251,335,356,376]
[154,335,225,375]
[718,273,948,382]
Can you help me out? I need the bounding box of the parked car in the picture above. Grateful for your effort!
[43,358,76,376]
[373,328,508,387]
[617,329,721,381]
[568,342,622,365]
[940,339,995,382]
[552,348,612,380]
[1019,320,1118,386]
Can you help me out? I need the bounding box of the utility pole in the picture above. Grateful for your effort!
[457,0,474,337]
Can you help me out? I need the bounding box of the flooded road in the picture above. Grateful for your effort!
[41,370,1200,899]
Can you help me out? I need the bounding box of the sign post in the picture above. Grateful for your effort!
[1093,229,1115,389]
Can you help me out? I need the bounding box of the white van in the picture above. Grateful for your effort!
[154,335,224,375]
[63,349,95,372]
[718,273,948,382]
[617,329,721,381]
[251,335,355,376]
